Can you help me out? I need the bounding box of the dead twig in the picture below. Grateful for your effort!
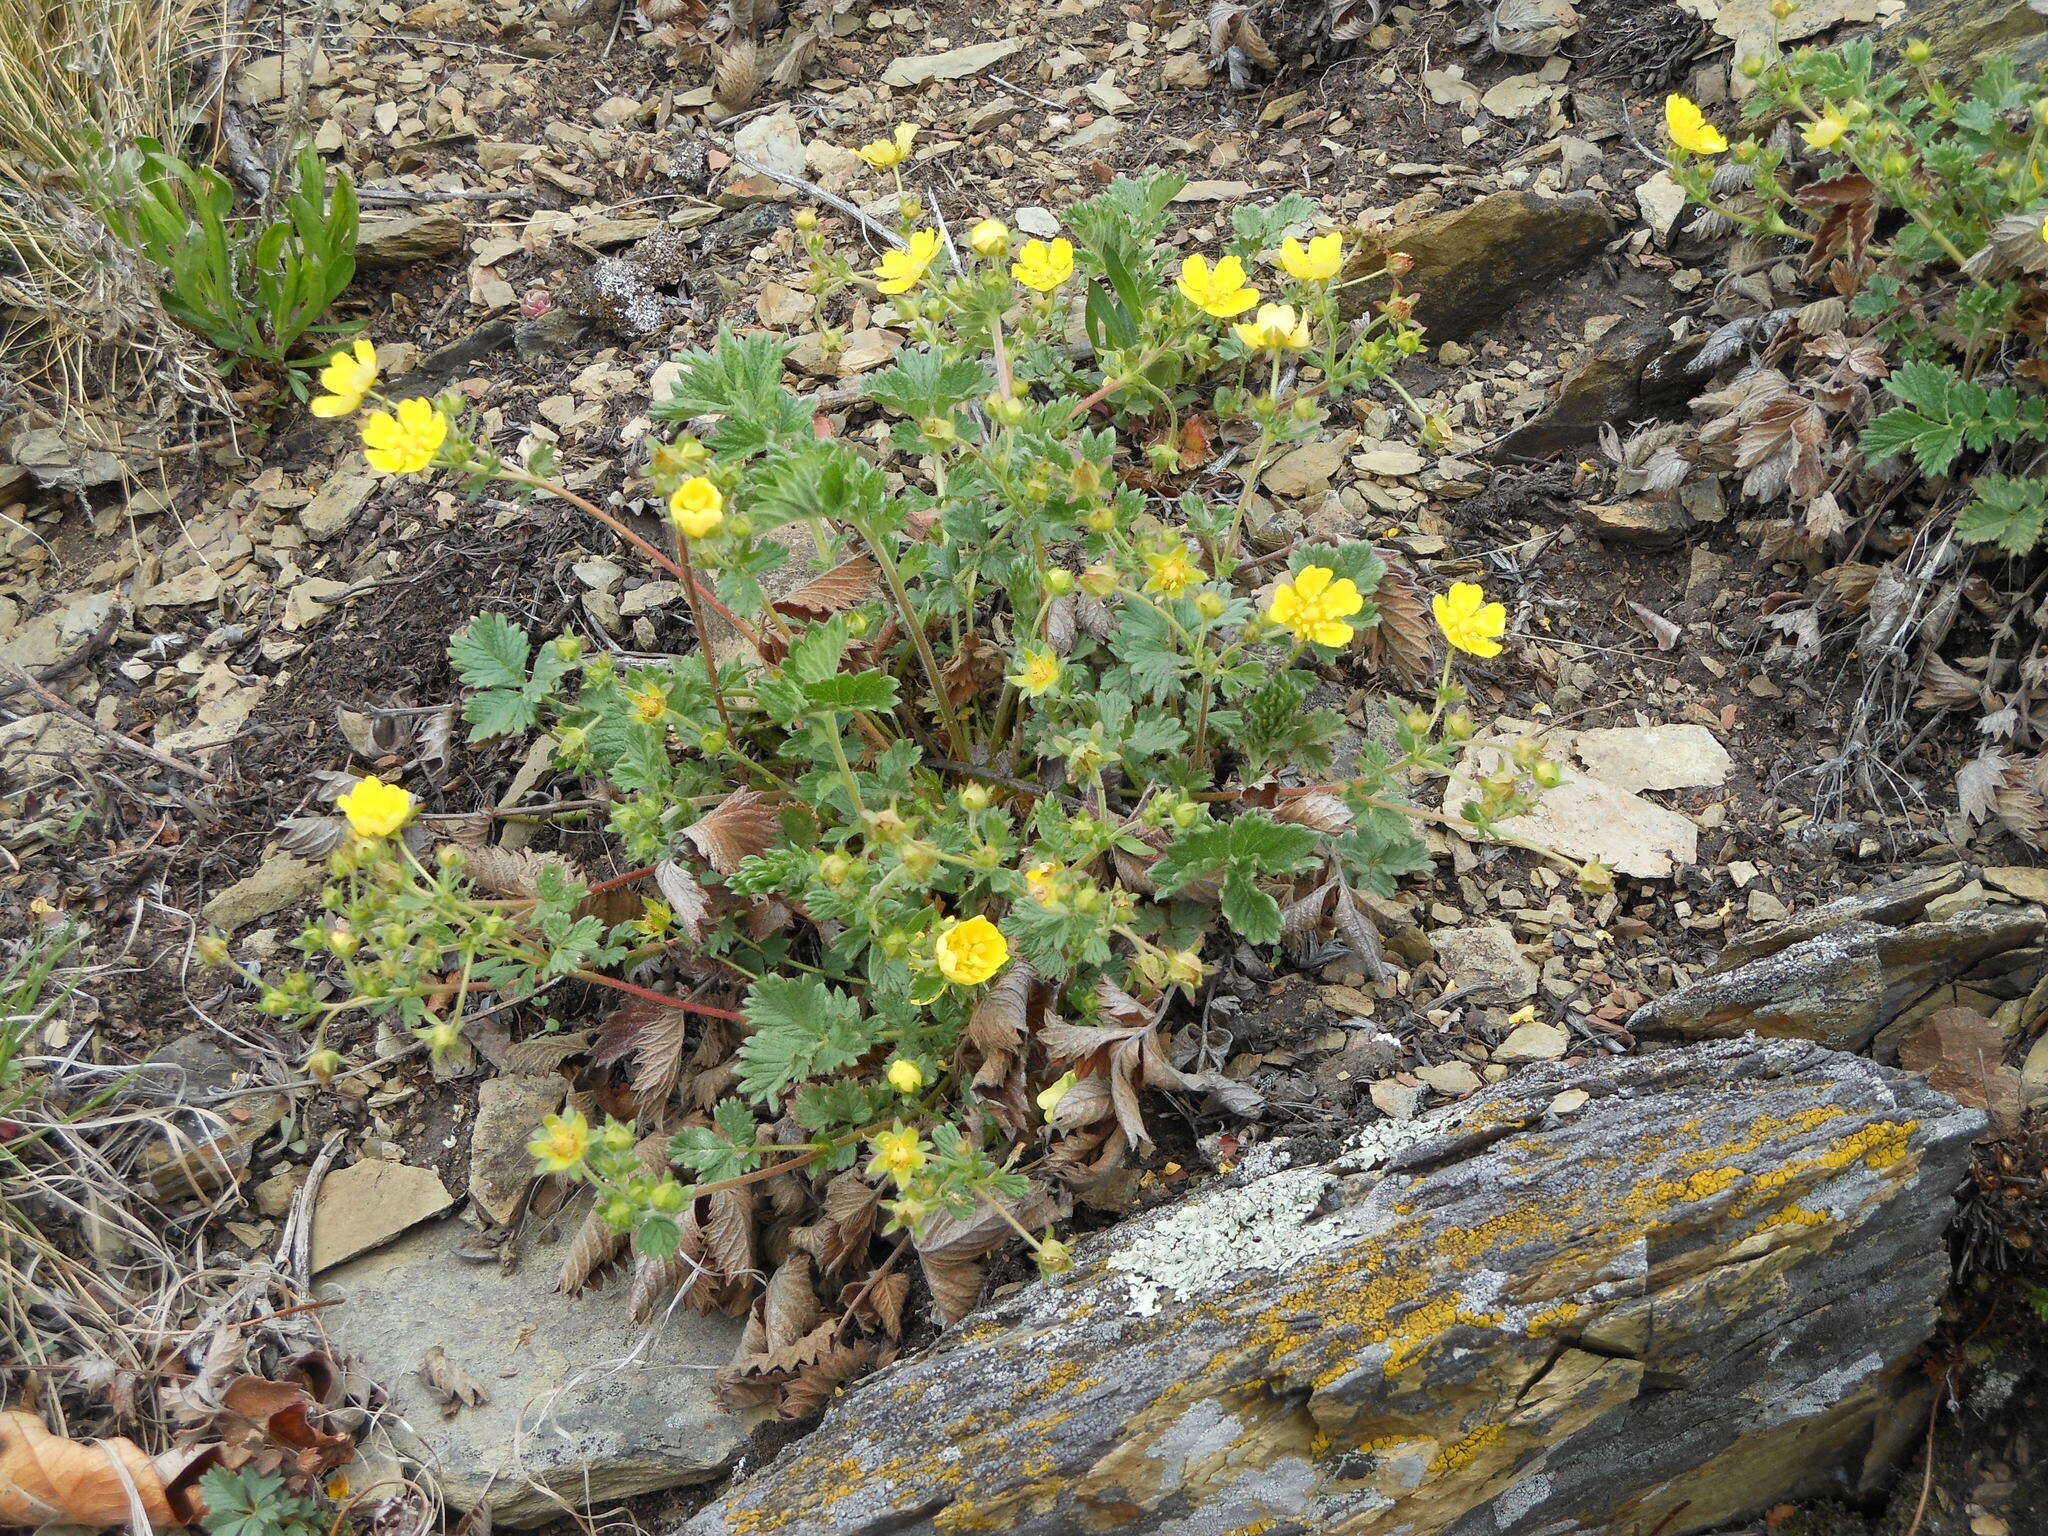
[0,656,219,783]
[723,144,905,250]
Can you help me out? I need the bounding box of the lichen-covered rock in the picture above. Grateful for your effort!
[681,1040,1978,1536]
[1338,190,1616,340]
[1632,904,2043,1051]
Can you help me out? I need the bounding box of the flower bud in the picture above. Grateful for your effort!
[794,208,820,231]
[1384,251,1414,278]
[968,218,1009,256]
[1072,460,1104,496]
[1044,567,1075,596]
[1533,759,1565,789]
[1079,563,1118,597]
[960,783,992,812]
[1171,801,1202,829]
[887,1057,925,1094]
[1444,709,1475,740]
[601,1119,635,1153]
[306,1048,343,1083]
[1195,590,1227,621]
[552,634,584,664]
[846,610,872,637]
[820,852,854,885]
[328,925,360,959]
[1881,150,1913,179]
[920,415,958,444]
[196,932,231,966]
[987,392,1027,427]
[1769,0,1798,17]
[1402,708,1433,734]
[1035,1236,1075,1276]
[1084,506,1117,534]
[901,841,937,877]
[1739,53,1767,78]
[698,728,728,755]
[649,1178,688,1213]
[421,1020,461,1058]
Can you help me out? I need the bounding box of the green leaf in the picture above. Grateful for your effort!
[736,974,869,1102]
[650,328,810,455]
[670,1097,761,1182]
[1151,811,1320,942]
[863,349,990,420]
[463,688,538,740]
[635,1212,682,1259]
[805,670,900,713]
[450,613,532,691]
[1859,407,1964,476]
[1957,475,2048,555]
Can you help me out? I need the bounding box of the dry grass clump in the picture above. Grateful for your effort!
[0,0,233,446]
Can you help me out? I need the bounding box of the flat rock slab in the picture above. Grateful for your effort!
[1340,190,1616,340]
[681,1040,1978,1536]
[1443,742,1697,878]
[323,1217,748,1526]
[1571,723,1731,795]
[311,1159,454,1272]
[1633,905,2045,1052]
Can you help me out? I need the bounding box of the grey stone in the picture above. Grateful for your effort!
[310,1159,454,1271]
[9,428,121,490]
[300,469,378,543]
[1434,922,1539,1003]
[1572,723,1732,795]
[1339,191,1617,340]
[1632,906,2046,1052]
[468,1075,565,1225]
[1495,320,1706,457]
[0,712,99,777]
[681,1041,1980,1536]
[1575,496,1701,547]
[1714,865,1965,971]
[200,854,323,930]
[356,212,465,269]
[1894,0,2046,78]
[323,1217,748,1525]
[2,589,116,671]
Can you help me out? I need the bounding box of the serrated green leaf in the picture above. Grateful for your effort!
[736,974,870,1102]
[450,612,531,691]
[1957,475,2048,555]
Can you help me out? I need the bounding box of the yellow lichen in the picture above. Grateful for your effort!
[1427,1421,1504,1476]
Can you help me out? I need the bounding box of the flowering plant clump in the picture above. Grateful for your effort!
[234,174,1571,1391]
[1656,34,2048,807]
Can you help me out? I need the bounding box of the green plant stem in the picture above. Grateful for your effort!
[670,523,735,738]
[853,514,970,758]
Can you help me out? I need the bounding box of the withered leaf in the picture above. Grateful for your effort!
[772,557,881,620]
[682,789,782,875]
[419,1347,490,1417]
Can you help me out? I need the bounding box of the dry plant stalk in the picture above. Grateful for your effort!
[0,0,233,444]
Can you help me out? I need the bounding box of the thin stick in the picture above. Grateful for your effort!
[725,146,906,249]
[0,658,219,784]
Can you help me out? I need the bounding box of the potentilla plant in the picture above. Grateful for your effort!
[226,171,1566,1359]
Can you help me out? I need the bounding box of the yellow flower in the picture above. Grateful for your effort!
[1233,302,1312,353]
[1174,253,1260,318]
[528,1109,590,1173]
[1011,237,1075,292]
[886,1058,925,1094]
[626,680,668,723]
[874,228,942,295]
[1665,93,1727,156]
[852,122,918,170]
[1024,859,1063,904]
[934,915,1008,986]
[1008,645,1060,697]
[1143,545,1204,596]
[338,774,414,838]
[1267,565,1365,648]
[1037,1069,1077,1121]
[1279,232,1343,282]
[1431,580,1508,658]
[669,476,724,539]
[1802,107,1849,150]
[360,395,448,475]
[866,1124,927,1188]
[310,338,378,418]
[1034,1235,1075,1276]
[969,218,1010,256]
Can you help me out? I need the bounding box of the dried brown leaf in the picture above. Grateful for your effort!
[683,789,783,875]
[419,1347,489,1417]
[772,557,881,620]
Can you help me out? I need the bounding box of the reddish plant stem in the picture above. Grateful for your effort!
[572,968,747,1022]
